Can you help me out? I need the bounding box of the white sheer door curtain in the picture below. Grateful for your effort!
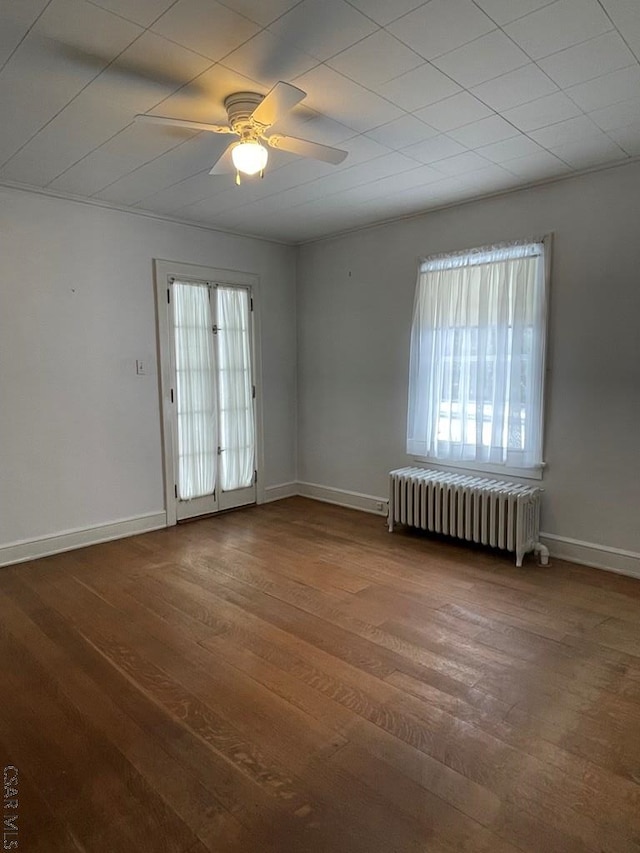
[173,280,255,502]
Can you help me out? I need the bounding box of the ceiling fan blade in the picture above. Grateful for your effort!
[251,82,306,128]
[135,114,233,134]
[209,143,237,175]
[266,134,348,165]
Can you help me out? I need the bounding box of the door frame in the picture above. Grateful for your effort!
[154,259,265,527]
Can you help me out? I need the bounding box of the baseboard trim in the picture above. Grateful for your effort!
[540,532,640,579]
[3,492,638,581]
[297,481,388,516]
[262,482,299,503]
[292,481,640,579]
[0,512,167,568]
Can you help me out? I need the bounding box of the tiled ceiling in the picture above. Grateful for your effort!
[1,0,639,243]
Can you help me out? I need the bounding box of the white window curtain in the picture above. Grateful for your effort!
[217,286,255,491]
[173,281,217,500]
[407,240,547,470]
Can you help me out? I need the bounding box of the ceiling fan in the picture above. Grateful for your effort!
[136,81,348,184]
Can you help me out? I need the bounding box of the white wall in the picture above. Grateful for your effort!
[0,187,297,552]
[297,162,640,566]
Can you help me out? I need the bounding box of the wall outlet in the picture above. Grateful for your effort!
[136,359,146,375]
[374,501,384,512]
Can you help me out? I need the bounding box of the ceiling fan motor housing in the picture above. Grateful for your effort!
[224,92,265,138]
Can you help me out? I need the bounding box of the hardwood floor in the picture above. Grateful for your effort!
[1,497,640,853]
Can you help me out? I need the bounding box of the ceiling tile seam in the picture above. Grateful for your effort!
[614,137,639,157]
[83,0,182,30]
[148,4,275,66]
[133,167,213,210]
[145,25,263,66]
[566,71,640,119]
[380,56,459,94]
[324,25,424,70]
[0,0,54,75]
[428,149,495,173]
[400,136,471,162]
[595,116,639,154]
[264,18,384,67]
[174,0,269,33]
[43,116,142,191]
[594,0,640,63]
[525,27,637,66]
[294,155,640,246]
[216,57,323,92]
[324,167,455,208]
[562,85,624,128]
[217,0,306,29]
[86,133,206,199]
[469,0,556,28]
[419,24,516,65]
[288,63,417,130]
[138,55,221,123]
[367,130,441,155]
[93,132,209,203]
[341,0,429,28]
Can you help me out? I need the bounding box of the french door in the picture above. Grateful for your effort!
[156,262,259,524]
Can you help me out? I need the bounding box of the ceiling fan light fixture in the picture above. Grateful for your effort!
[231,140,268,176]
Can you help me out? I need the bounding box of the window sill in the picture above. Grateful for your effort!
[411,457,544,482]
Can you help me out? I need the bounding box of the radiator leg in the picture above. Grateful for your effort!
[534,542,550,566]
[515,548,524,568]
[388,514,394,533]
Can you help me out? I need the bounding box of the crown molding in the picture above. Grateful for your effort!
[0,179,295,246]
[296,154,640,246]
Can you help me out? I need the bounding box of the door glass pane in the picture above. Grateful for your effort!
[217,286,254,490]
[173,281,217,500]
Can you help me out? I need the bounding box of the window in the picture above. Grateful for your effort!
[406,239,548,475]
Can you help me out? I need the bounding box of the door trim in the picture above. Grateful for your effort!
[154,259,265,526]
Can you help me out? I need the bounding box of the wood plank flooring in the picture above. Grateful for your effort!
[1,496,640,852]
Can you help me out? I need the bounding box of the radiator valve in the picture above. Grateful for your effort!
[534,542,550,566]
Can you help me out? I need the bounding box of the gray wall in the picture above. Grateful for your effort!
[297,161,640,555]
[0,187,297,548]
